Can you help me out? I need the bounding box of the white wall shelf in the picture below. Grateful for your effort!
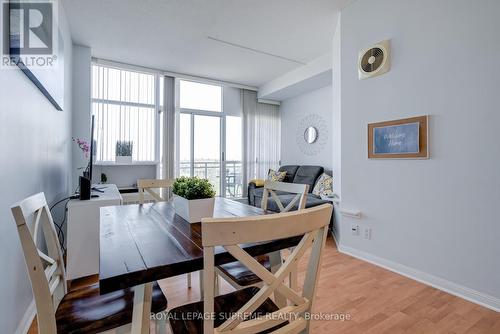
[340,208,362,219]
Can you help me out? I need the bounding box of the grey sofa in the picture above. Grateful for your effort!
[247,165,332,213]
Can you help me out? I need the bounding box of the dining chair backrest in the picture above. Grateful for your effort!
[137,178,174,204]
[261,180,309,212]
[201,203,333,334]
[11,193,67,334]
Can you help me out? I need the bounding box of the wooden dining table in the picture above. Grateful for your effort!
[99,197,302,334]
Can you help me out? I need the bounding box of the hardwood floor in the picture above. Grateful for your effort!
[28,236,499,333]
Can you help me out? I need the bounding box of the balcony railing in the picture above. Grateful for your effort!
[179,160,243,197]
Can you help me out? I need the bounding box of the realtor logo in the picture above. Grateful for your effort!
[2,0,57,68]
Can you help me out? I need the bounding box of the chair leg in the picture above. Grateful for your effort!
[187,272,192,288]
[199,269,204,297]
[155,315,167,334]
[99,324,130,334]
[214,273,220,296]
[285,247,298,292]
[131,282,153,334]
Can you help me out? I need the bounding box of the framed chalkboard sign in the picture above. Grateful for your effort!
[368,116,429,159]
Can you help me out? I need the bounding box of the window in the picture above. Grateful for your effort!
[179,80,222,112]
[193,115,221,195]
[92,64,159,162]
[177,79,243,198]
[178,80,223,194]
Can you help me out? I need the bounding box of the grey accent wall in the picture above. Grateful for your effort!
[337,0,500,305]
[0,3,73,333]
[280,85,333,170]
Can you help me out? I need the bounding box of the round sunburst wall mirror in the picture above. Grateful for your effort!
[296,114,328,156]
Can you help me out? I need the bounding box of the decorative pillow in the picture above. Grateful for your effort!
[249,179,265,187]
[267,169,287,182]
[312,173,333,196]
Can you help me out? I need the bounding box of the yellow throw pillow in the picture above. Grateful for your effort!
[312,173,333,197]
[250,179,265,187]
[268,169,287,182]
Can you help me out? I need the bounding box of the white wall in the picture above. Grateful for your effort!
[258,53,332,101]
[280,85,333,170]
[0,2,73,332]
[224,86,243,116]
[331,17,342,234]
[337,0,500,309]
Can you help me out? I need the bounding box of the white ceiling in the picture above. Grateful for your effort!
[62,0,348,87]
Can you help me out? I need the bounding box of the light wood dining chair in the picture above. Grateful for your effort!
[261,180,309,213]
[168,203,333,334]
[138,178,196,290]
[137,178,174,204]
[216,181,309,292]
[11,193,168,334]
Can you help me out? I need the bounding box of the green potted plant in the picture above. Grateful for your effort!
[172,176,216,223]
[115,141,133,163]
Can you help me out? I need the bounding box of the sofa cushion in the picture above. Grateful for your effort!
[249,179,265,187]
[255,193,330,212]
[278,165,299,183]
[292,166,324,192]
[304,195,331,208]
[251,188,288,207]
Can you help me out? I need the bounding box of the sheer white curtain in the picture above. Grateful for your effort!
[161,76,176,198]
[243,90,281,194]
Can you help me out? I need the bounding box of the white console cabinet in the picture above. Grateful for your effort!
[66,184,122,280]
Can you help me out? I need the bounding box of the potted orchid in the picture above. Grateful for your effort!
[72,137,91,177]
[73,137,90,158]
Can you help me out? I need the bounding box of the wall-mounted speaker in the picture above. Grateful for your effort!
[358,40,391,80]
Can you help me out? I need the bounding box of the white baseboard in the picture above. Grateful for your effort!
[15,299,36,334]
[335,242,500,312]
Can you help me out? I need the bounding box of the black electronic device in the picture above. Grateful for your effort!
[79,116,95,200]
[79,176,91,200]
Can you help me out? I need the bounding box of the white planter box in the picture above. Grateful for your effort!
[173,195,215,223]
[115,156,132,163]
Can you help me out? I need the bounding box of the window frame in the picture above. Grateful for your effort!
[91,62,161,165]
[175,79,244,199]
[176,78,232,196]
[178,79,223,113]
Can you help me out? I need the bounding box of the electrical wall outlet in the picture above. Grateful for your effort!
[364,227,372,240]
[351,224,359,236]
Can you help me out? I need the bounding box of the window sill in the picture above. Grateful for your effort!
[94,161,160,167]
